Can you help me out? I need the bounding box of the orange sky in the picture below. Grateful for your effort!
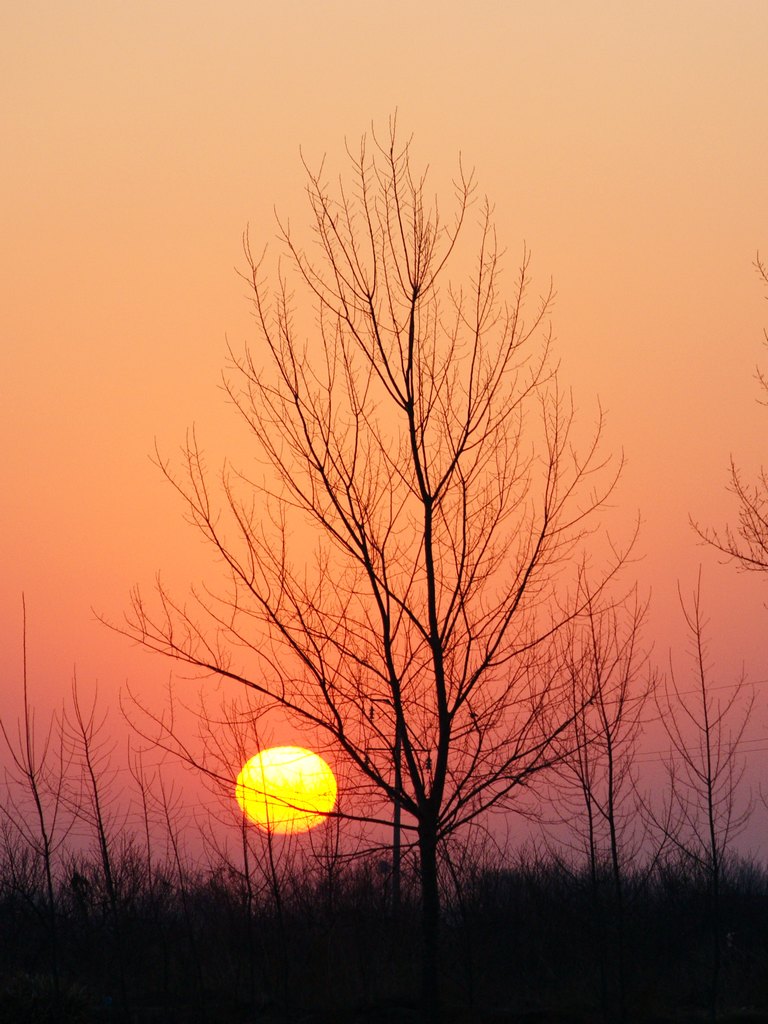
[2,3,766,849]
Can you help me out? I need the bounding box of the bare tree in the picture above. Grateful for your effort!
[113,122,624,1022]
[692,254,768,573]
[62,678,129,1015]
[547,582,654,1024]
[0,597,73,1005]
[654,574,754,1022]
[156,774,207,1014]
[128,747,173,1007]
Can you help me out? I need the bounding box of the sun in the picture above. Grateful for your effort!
[235,746,337,834]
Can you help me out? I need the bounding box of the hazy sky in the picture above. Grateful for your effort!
[2,3,766,845]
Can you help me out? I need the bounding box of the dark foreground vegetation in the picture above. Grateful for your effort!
[1,831,766,1024]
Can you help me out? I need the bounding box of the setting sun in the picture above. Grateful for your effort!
[235,746,337,834]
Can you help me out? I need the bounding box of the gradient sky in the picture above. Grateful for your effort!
[2,2,766,848]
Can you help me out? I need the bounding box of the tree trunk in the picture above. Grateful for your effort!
[419,820,441,1024]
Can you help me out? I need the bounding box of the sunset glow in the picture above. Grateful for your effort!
[2,7,768,1020]
[2,0,766,856]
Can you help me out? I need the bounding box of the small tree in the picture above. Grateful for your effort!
[0,598,72,1005]
[116,122,624,1022]
[654,575,754,1021]
[548,583,654,1023]
[63,679,129,1014]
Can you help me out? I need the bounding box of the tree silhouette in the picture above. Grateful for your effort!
[0,598,73,1009]
[63,679,129,1016]
[115,121,624,1023]
[653,575,754,1022]
[548,583,654,1023]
